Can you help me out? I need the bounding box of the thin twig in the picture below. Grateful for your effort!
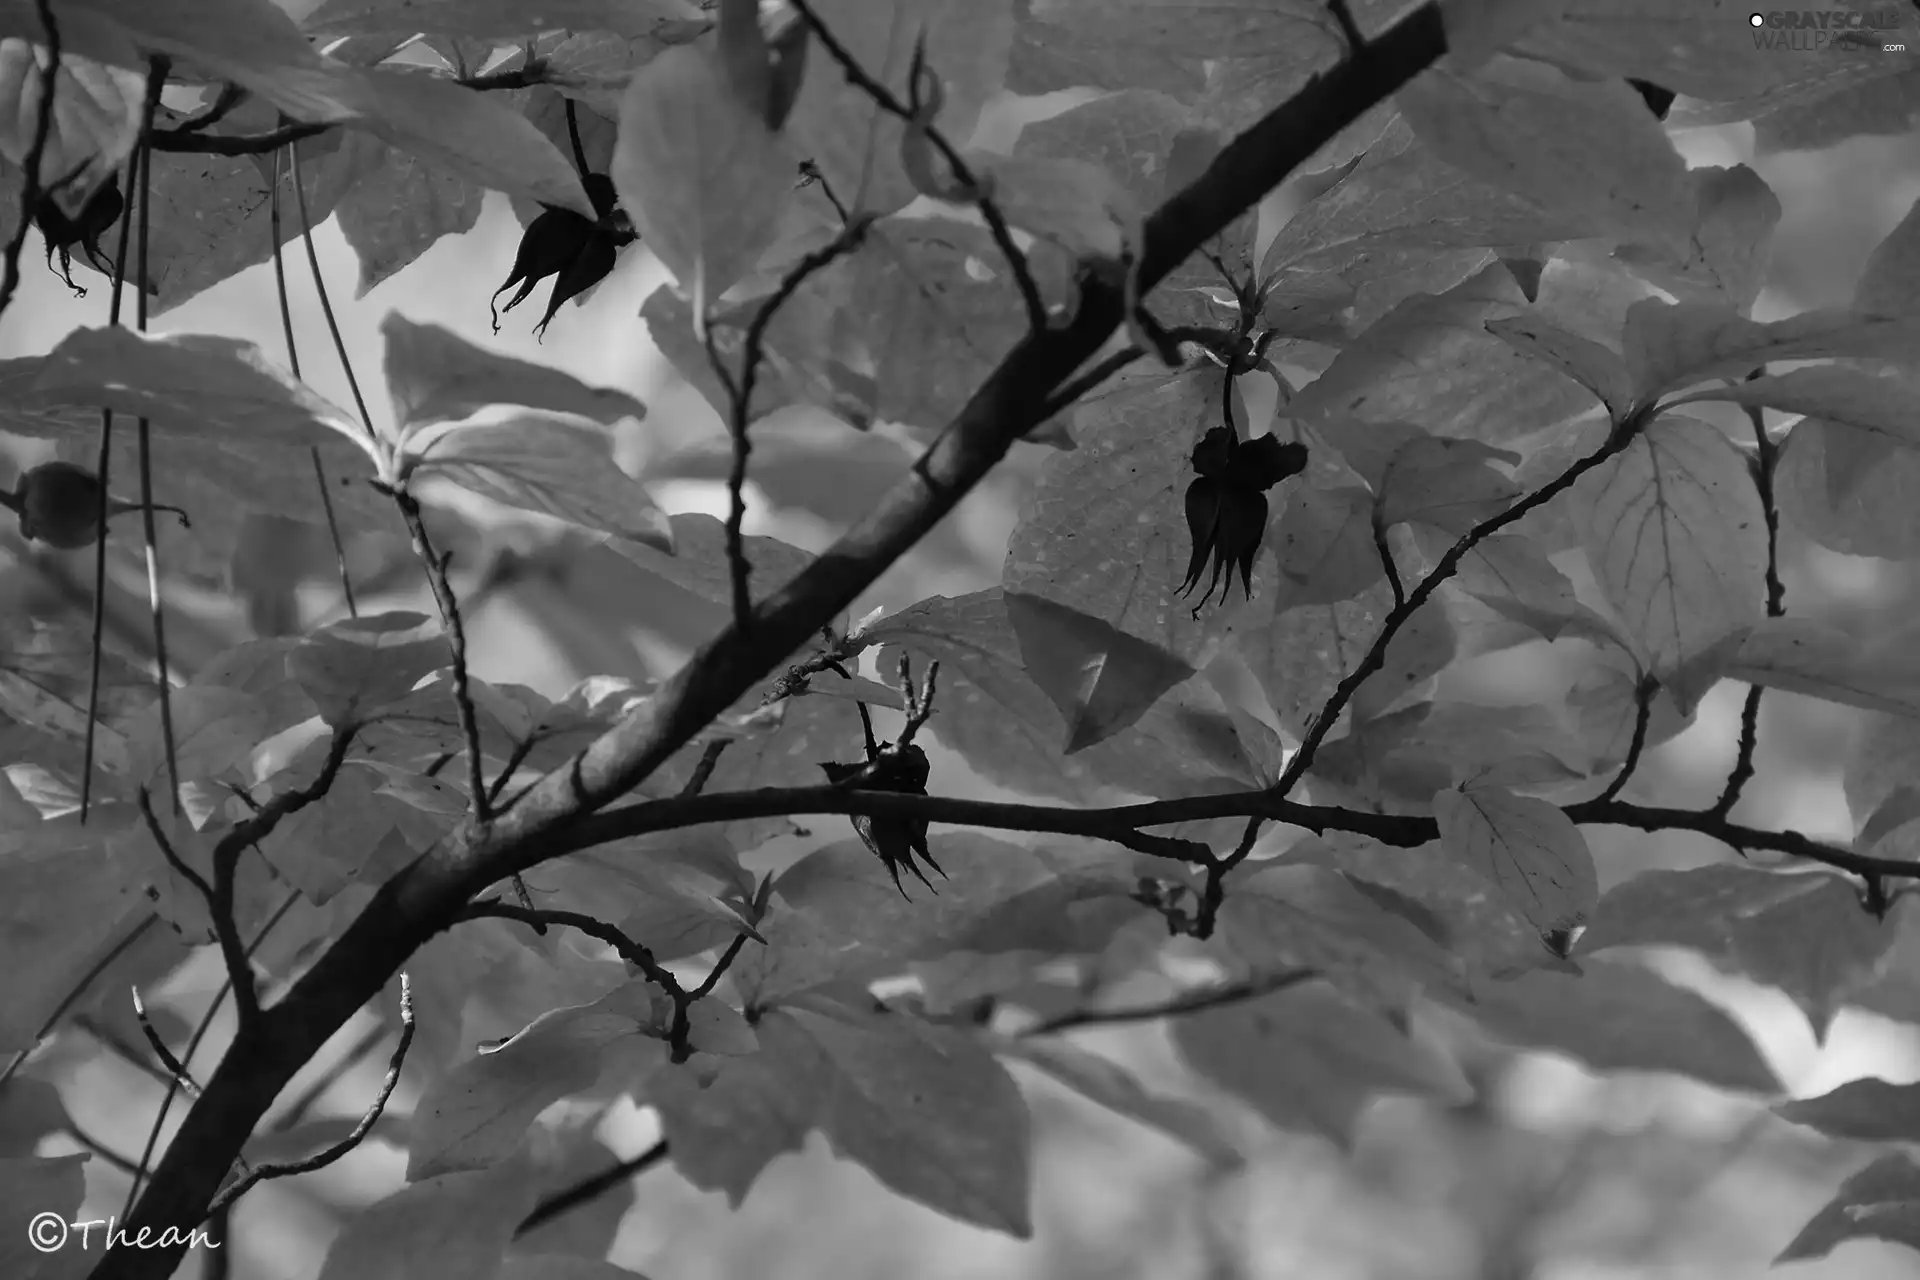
[1024,967,1320,1036]
[787,0,1047,331]
[679,739,729,797]
[148,120,329,155]
[204,973,415,1220]
[132,59,181,816]
[291,142,378,441]
[712,213,876,633]
[269,1022,391,1134]
[130,987,201,1100]
[1374,516,1405,610]
[1595,672,1657,805]
[167,83,246,136]
[391,496,491,820]
[1711,384,1786,820]
[514,1140,669,1237]
[0,0,62,321]
[270,143,358,618]
[563,95,591,178]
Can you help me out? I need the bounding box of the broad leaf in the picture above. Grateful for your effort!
[1004,591,1194,754]
[0,813,141,1053]
[382,314,648,433]
[1777,1078,1920,1145]
[994,1037,1243,1167]
[1173,980,1472,1148]
[289,612,446,728]
[1620,300,1920,401]
[1568,413,1766,707]
[1857,193,1920,318]
[337,142,486,297]
[300,0,702,40]
[1398,55,1692,254]
[1726,617,1920,719]
[1483,315,1634,417]
[1613,164,1780,311]
[1460,960,1781,1094]
[316,1158,538,1280]
[1777,1153,1920,1264]
[612,40,793,309]
[1432,783,1598,933]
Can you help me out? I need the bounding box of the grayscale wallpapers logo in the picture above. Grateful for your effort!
[1748,10,1909,52]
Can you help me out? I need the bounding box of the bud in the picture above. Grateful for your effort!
[36,179,124,294]
[1179,427,1308,612]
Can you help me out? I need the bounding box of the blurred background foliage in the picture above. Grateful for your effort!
[5,78,1920,1280]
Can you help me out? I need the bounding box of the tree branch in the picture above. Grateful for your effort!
[1711,385,1786,820]
[91,11,1453,1274]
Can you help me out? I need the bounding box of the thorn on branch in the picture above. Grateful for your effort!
[203,973,414,1221]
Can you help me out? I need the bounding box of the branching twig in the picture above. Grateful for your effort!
[0,0,61,321]
[787,0,1047,332]
[710,214,876,633]
[1711,384,1786,820]
[148,119,329,155]
[203,973,414,1220]
[96,11,1464,1271]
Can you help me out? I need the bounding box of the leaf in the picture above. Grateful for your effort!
[299,0,701,40]
[381,313,647,433]
[1398,55,1693,254]
[1778,1078,1920,1145]
[1776,416,1920,560]
[1288,264,1603,446]
[498,1260,654,1280]
[611,41,792,309]
[1006,2,1205,98]
[1671,368,1920,504]
[316,1157,539,1280]
[955,153,1138,260]
[402,419,672,551]
[0,814,140,1053]
[255,763,395,903]
[869,589,1274,805]
[1006,371,1247,665]
[731,835,1061,1006]
[529,829,757,965]
[409,990,664,1180]
[1432,784,1598,933]
[1614,164,1781,311]
[0,1153,87,1280]
[345,66,591,215]
[1776,1153,1920,1264]
[994,1036,1243,1167]
[1003,591,1194,754]
[1449,533,1608,644]
[336,141,486,297]
[1234,580,1456,738]
[24,327,365,453]
[1483,315,1634,417]
[652,1002,1032,1236]
[783,0,1015,216]
[288,612,446,728]
[602,513,813,607]
[1568,413,1766,706]
[1461,960,1782,1094]
[1268,483,1382,607]
[1172,981,1471,1148]
[0,34,143,202]
[1620,300,1920,401]
[1726,617,1920,719]
[1374,433,1521,535]
[122,685,267,791]
[789,1000,1032,1236]
[1857,193,1920,318]
[1579,864,1899,1041]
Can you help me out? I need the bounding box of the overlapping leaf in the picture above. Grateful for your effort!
[1432,782,1598,933]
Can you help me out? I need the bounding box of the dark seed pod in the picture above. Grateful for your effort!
[1178,427,1308,613]
[1,461,191,549]
[819,743,945,898]
[491,172,640,337]
[36,179,125,294]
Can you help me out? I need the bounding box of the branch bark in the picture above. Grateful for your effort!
[90,9,1450,1275]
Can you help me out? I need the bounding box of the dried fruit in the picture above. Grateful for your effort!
[36,179,124,295]
[492,173,638,337]
[1178,427,1308,612]
[1,461,190,549]
[820,743,946,898]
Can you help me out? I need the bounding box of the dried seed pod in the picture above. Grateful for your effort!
[819,743,945,898]
[491,173,639,336]
[1178,427,1308,612]
[2,462,190,549]
[36,179,124,294]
